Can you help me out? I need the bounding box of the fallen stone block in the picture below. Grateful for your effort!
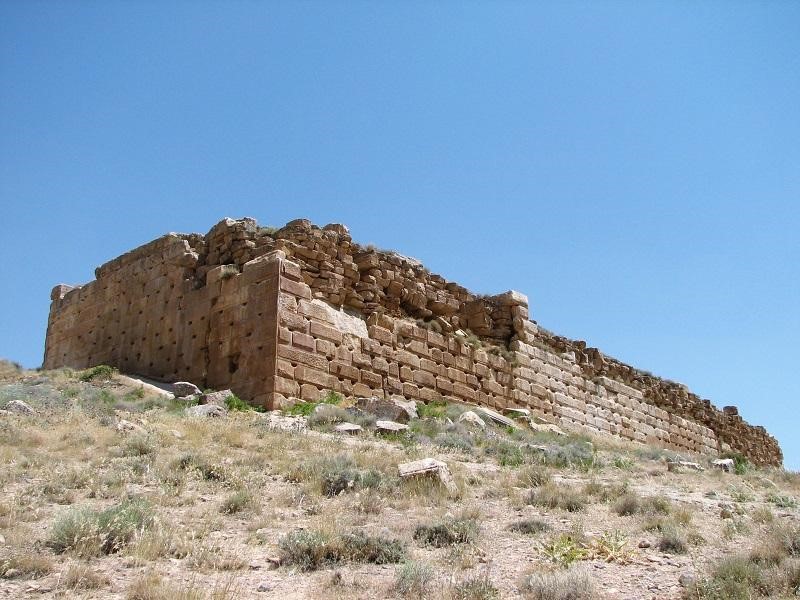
[186,404,227,418]
[712,458,735,473]
[457,410,486,429]
[391,397,419,420]
[357,397,410,423]
[375,420,409,433]
[397,458,459,496]
[4,400,34,415]
[475,406,516,429]
[173,381,201,398]
[334,422,362,434]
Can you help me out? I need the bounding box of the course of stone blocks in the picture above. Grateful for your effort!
[43,217,783,466]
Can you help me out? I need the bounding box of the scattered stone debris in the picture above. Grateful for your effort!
[261,412,307,433]
[186,404,227,418]
[667,460,704,472]
[712,458,735,472]
[172,381,201,397]
[3,399,34,414]
[397,457,459,496]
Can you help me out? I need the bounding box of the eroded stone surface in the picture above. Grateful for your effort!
[43,216,783,466]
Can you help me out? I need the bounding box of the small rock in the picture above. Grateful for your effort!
[262,412,307,433]
[638,540,651,548]
[186,404,227,418]
[172,381,201,398]
[712,458,735,473]
[679,573,696,587]
[116,419,147,435]
[4,399,34,415]
[457,410,486,429]
[4,568,19,578]
[170,429,184,439]
[257,582,272,592]
[199,389,235,407]
[249,560,264,570]
[375,420,409,433]
[334,422,362,434]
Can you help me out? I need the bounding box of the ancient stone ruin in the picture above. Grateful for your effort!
[43,217,783,466]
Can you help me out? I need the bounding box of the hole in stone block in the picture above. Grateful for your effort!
[228,354,239,374]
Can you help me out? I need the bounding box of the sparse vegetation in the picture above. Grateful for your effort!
[48,499,154,556]
[0,364,797,599]
[528,483,587,512]
[414,513,479,548]
[395,560,436,598]
[78,364,117,382]
[520,566,596,600]
[279,529,405,571]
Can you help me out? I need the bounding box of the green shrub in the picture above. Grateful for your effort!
[78,365,117,382]
[517,466,551,488]
[279,529,405,571]
[451,573,499,600]
[766,493,798,509]
[413,516,478,548]
[219,489,254,514]
[285,390,342,416]
[528,484,587,512]
[658,528,687,554]
[122,435,156,457]
[224,393,250,411]
[434,432,474,454]
[48,499,153,556]
[507,519,551,535]
[539,534,587,568]
[288,455,382,497]
[720,452,751,475]
[395,561,436,598]
[418,399,448,419]
[613,493,641,516]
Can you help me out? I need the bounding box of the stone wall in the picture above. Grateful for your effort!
[43,217,783,466]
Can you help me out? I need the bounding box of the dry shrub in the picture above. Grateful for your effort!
[59,563,110,590]
[528,483,587,512]
[395,561,437,598]
[520,566,596,600]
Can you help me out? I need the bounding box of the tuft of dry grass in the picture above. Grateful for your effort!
[519,566,596,600]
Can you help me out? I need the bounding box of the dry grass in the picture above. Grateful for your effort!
[1,366,799,599]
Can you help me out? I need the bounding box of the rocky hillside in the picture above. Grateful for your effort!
[0,360,798,599]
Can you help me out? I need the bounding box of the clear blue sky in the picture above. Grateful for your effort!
[1,2,798,469]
